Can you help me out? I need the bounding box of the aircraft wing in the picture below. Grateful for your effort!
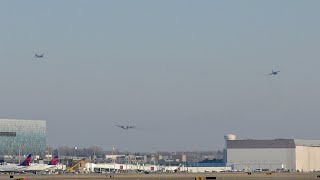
[0,165,27,172]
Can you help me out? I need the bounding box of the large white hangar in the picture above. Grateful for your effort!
[226,135,320,172]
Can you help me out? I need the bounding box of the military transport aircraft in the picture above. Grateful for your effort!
[268,70,280,75]
[35,53,45,58]
[116,125,136,130]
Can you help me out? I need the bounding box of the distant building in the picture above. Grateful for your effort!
[105,155,124,161]
[0,119,46,157]
[172,154,187,162]
[226,138,320,172]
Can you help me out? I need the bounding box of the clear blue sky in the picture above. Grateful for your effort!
[1,0,320,152]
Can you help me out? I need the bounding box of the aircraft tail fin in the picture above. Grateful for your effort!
[20,154,32,166]
[49,156,59,165]
[174,164,182,172]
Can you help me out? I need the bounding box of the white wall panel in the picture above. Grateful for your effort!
[296,146,320,172]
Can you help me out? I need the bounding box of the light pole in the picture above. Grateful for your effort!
[18,144,23,164]
[47,146,50,162]
[93,146,96,164]
[74,147,78,160]
[112,146,116,172]
[125,152,128,172]
[196,152,199,173]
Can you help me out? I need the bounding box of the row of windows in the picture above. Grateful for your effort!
[0,132,16,137]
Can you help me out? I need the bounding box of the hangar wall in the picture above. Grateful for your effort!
[296,146,320,172]
[226,137,320,172]
[227,148,295,171]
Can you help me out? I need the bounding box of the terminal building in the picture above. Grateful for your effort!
[0,119,46,158]
[225,134,320,172]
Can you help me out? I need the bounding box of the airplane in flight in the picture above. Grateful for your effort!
[116,125,136,130]
[268,70,280,75]
[0,154,32,172]
[26,156,59,172]
[35,53,45,58]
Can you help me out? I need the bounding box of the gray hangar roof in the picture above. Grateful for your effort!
[227,139,295,149]
[294,139,320,147]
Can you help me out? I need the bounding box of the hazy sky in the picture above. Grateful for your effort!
[1,0,320,152]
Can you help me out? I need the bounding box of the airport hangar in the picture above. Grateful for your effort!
[0,119,46,160]
[225,135,320,172]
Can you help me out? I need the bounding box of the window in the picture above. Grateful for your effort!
[0,132,16,137]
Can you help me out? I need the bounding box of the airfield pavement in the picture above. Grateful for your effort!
[2,172,320,180]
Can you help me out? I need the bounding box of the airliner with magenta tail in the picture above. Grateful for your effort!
[26,156,59,172]
[0,154,32,172]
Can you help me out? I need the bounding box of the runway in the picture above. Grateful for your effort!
[2,173,320,180]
